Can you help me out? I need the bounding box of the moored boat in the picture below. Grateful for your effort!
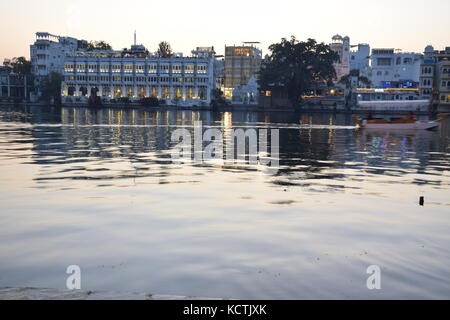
[352,114,449,130]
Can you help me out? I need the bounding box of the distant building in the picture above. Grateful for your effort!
[350,43,371,77]
[213,58,224,90]
[30,32,87,77]
[434,47,450,105]
[418,46,450,106]
[30,32,88,99]
[61,44,216,106]
[419,45,436,101]
[330,35,351,81]
[370,48,423,88]
[0,67,33,100]
[194,47,224,91]
[224,44,262,100]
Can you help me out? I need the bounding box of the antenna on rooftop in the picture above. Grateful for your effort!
[134,30,136,46]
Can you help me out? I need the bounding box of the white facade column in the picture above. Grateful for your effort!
[206,86,211,104]
[157,86,162,99]
[145,86,150,97]
[194,87,199,100]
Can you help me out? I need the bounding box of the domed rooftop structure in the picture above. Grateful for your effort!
[424,45,434,53]
[332,34,343,42]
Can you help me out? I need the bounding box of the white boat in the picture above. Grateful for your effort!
[352,114,449,130]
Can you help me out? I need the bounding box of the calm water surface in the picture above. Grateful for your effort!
[0,105,449,299]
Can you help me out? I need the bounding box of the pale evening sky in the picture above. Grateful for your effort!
[0,0,449,62]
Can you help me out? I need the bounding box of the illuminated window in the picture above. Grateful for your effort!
[124,64,133,73]
[160,65,169,73]
[186,87,194,99]
[112,65,121,73]
[197,65,207,74]
[100,65,109,73]
[184,65,194,74]
[76,64,86,73]
[175,87,182,99]
[88,64,98,73]
[148,64,157,74]
[172,65,182,73]
[65,64,74,72]
[162,86,170,99]
[136,65,145,73]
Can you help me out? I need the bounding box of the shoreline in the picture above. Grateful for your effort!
[1,101,447,115]
[0,287,225,300]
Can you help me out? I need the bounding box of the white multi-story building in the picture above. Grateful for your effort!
[419,45,436,100]
[30,32,87,77]
[61,45,216,106]
[370,48,423,88]
[330,35,350,81]
[350,43,370,77]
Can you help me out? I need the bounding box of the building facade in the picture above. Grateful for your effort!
[434,48,450,105]
[330,35,351,81]
[223,44,262,100]
[419,46,436,101]
[61,46,216,106]
[418,46,450,106]
[370,48,423,88]
[350,43,371,77]
[30,32,87,77]
[0,67,33,100]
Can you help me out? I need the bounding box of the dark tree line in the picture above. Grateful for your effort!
[258,36,339,108]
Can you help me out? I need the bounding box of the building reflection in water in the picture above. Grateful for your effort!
[0,105,448,190]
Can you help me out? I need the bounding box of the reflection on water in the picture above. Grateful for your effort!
[0,105,449,299]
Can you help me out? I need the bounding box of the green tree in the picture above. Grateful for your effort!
[210,88,229,108]
[258,36,339,108]
[3,57,32,75]
[157,41,173,58]
[86,41,112,51]
[41,72,62,104]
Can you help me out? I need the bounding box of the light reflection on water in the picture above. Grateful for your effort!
[0,105,449,299]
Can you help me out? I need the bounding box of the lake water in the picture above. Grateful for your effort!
[0,105,449,299]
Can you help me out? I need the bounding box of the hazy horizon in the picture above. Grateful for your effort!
[1,0,449,62]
